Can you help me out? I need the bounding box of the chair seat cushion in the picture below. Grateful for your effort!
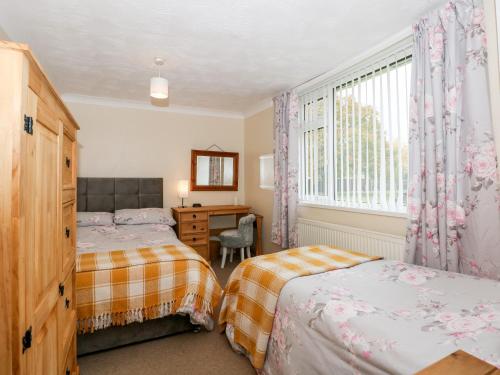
[218,229,246,248]
[219,229,239,238]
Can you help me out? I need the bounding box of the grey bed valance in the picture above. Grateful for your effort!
[77,178,163,212]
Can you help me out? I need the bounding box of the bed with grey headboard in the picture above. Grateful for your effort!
[76,177,196,356]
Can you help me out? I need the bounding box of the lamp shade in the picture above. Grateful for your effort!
[177,180,189,198]
[150,76,169,99]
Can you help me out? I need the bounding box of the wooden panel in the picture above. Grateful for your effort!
[190,245,210,261]
[181,233,208,246]
[33,307,58,375]
[62,188,76,204]
[28,63,42,96]
[417,350,500,375]
[36,99,59,135]
[180,221,208,235]
[180,211,208,222]
[25,90,61,375]
[62,332,77,375]
[0,47,26,375]
[58,271,76,369]
[62,131,76,189]
[62,201,76,280]
[22,42,79,131]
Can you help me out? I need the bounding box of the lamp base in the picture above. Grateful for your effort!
[178,197,186,208]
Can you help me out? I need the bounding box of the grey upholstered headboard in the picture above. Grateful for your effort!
[77,178,163,212]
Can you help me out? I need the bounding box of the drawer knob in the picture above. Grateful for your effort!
[65,298,70,309]
[192,225,196,230]
[192,214,197,219]
[192,237,196,242]
[65,227,70,238]
[65,157,71,168]
[59,283,65,296]
[66,367,70,375]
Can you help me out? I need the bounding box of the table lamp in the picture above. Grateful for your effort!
[177,180,189,207]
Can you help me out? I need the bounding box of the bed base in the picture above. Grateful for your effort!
[77,315,197,356]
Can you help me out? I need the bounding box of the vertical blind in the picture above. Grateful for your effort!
[299,48,412,214]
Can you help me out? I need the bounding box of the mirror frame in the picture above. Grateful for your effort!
[190,149,239,191]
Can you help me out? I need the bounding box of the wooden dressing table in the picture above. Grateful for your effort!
[171,205,263,263]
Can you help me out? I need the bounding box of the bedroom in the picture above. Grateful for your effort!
[0,0,499,374]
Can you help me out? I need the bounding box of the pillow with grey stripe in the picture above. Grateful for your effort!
[114,208,176,226]
[77,212,114,227]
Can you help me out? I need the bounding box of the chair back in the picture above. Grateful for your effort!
[238,214,256,245]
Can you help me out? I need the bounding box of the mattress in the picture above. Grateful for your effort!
[227,259,500,374]
[77,223,182,254]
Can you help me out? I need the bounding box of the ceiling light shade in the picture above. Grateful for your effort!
[150,57,168,99]
[150,76,169,99]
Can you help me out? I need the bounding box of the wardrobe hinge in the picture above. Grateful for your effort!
[24,115,33,135]
[22,326,32,353]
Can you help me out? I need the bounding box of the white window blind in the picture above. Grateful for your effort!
[299,46,412,214]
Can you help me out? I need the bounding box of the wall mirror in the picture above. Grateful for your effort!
[190,149,239,191]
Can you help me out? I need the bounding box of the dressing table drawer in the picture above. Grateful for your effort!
[180,221,207,234]
[180,211,208,222]
[181,233,208,246]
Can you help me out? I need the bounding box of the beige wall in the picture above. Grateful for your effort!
[244,107,282,253]
[67,101,245,228]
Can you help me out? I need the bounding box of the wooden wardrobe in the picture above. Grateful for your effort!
[0,41,79,375]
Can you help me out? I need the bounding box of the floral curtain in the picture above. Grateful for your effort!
[405,0,500,280]
[208,156,223,185]
[272,91,299,248]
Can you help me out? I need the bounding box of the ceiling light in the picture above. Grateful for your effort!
[150,57,169,99]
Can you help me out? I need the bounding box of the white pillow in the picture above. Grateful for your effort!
[114,208,176,226]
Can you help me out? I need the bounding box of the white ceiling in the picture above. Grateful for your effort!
[0,0,444,114]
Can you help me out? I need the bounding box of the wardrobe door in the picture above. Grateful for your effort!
[24,90,61,375]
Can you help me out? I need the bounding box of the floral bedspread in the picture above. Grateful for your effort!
[260,260,500,374]
[77,223,182,254]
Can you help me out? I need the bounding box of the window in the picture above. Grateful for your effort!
[299,49,412,214]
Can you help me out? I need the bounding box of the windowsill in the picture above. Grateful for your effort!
[298,201,409,219]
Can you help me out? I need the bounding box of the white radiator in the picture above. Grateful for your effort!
[297,218,406,261]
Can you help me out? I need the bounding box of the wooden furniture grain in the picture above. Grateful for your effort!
[171,206,263,263]
[0,40,79,375]
[416,350,500,375]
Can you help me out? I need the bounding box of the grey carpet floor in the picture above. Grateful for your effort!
[78,257,255,375]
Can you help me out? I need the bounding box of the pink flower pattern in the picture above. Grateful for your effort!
[405,0,500,281]
[271,92,299,248]
[262,260,500,374]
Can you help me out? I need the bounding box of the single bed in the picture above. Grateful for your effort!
[76,178,222,355]
[219,246,500,374]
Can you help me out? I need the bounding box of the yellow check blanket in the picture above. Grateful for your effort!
[76,244,222,333]
[218,245,381,369]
